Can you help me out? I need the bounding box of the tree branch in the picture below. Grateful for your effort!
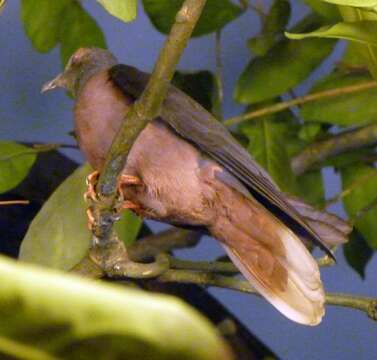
[157,270,377,321]
[224,81,377,126]
[82,0,207,268]
[291,123,377,175]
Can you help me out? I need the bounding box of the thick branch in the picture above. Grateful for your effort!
[85,0,207,258]
[97,0,207,199]
[224,81,377,126]
[292,123,377,175]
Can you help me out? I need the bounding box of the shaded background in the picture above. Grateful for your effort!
[0,1,376,359]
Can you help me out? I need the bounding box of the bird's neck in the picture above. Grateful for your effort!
[74,60,117,98]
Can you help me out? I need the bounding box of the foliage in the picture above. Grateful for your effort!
[19,164,142,270]
[142,0,243,37]
[0,255,230,360]
[0,142,37,193]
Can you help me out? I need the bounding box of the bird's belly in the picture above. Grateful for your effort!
[122,120,216,226]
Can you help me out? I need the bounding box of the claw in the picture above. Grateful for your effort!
[84,170,100,202]
[85,171,144,231]
[86,208,96,231]
[120,174,142,186]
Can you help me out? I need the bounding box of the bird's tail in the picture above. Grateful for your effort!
[209,189,325,326]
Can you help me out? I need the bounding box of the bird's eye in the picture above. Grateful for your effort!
[71,54,81,65]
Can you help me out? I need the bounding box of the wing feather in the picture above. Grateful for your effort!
[108,64,333,257]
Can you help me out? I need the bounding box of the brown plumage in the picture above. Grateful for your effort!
[42,48,352,325]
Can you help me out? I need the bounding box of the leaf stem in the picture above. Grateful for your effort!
[224,81,377,126]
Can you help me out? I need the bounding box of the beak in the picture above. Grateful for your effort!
[41,73,66,93]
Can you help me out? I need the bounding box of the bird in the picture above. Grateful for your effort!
[42,47,351,326]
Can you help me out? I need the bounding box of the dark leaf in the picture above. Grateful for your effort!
[173,70,217,112]
[344,230,373,278]
[248,0,291,56]
[142,0,243,37]
[341,164,377,249]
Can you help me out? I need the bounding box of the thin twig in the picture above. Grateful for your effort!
[129,228,201,261]
[0,200,29,206]
[157,269,377,321]
[224,81,377,126]
[292,123,377,175]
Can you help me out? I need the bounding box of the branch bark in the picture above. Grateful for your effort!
[224,81,377,126]
[157,270,377,321]
[84,0,207,267]
[291,123,377,175]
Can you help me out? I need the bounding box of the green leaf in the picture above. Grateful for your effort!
[341,164,377,249]
[344,231,373,278]
[302,0,341,21]
[263,0,291,35]
[142,0,243,37]
[286,21,377,47]
[21,0,70,52]
[300,72,377,126]
[96,0,137,22]
[0,142,37,194]
[19,164,144,269]
[114,210,142,247]
[235,37,334,104]
[341,42,369,67]
[19,164,92,270]
[173,70,217,112]
[338,7,377,79]
[248,0,291,56]
[59,1,106,66]
[298,123,322,142]
[240,106,324,206]
[241,112,298,194]
[1,255,231,360]
[321,0,377,7]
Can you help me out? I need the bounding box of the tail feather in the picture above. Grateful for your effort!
[286,195,352,247]
[210,189,325,325]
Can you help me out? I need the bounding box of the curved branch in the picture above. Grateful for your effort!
[84,0,207,266]
[291,123,377,175]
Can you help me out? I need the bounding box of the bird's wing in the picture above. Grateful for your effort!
[108,64,334,258]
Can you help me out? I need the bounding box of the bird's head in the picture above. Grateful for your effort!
[42,47,117,97]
